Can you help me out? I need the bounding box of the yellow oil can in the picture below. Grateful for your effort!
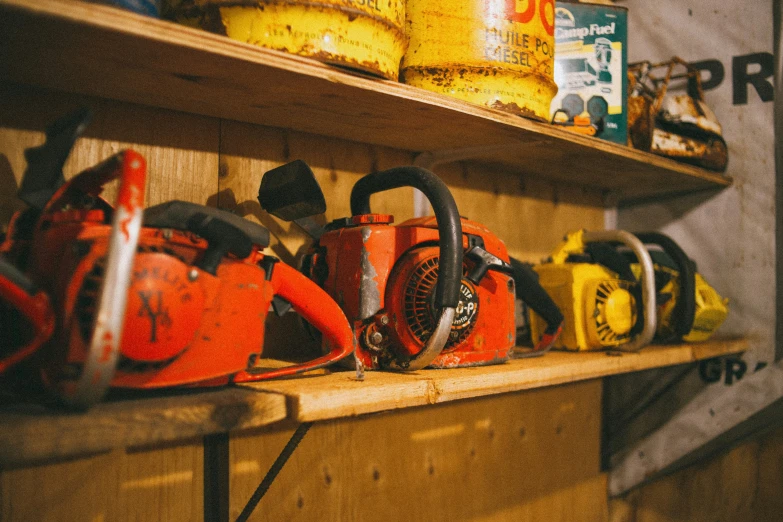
[165,0,407,80]
[401,0,557,120]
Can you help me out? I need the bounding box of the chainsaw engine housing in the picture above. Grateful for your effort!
[305,215,516,369]
[529,229,657,352]
[0,111,355,407]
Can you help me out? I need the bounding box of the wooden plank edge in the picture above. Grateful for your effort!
[0,0,731,192]
[0,387,286,467]
[243,339,747,422]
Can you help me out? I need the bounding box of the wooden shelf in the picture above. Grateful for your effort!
[0,387,286,467]
[243,339,748,422]
[0,339,745,466]
[0,0,730,204]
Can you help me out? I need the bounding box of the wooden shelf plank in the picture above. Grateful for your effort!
[0,0,730,204]
[0,340,745,465]
[0,388,286,466]
[241,339,748,422]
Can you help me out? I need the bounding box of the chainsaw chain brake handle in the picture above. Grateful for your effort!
[350,167,462,371]
[0,257,55,374]
[634,232,696,341]
[46,150,147,408]
[144,201,271,274]
[19,108,92,210]
[582,230,657,352]
[257,159,327,239]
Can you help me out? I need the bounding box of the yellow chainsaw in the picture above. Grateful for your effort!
[529,230,728,350]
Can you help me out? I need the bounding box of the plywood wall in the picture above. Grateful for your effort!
[1,440,204,521]
[230,380,607,522]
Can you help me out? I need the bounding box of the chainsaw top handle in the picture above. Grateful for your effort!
[582,230,657,352]
[634,232,696,341]
[144,201,270,275]
[350,167,462,310]
[233,259,355,383]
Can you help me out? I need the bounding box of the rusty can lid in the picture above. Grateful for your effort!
[351,214,394,225]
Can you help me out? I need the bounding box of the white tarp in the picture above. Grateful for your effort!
[619,0,776,362]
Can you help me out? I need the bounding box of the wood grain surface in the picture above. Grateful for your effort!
[0,387,286,467]
[230,380,608,522]
[241,339,748,422]
[1,441,204,521]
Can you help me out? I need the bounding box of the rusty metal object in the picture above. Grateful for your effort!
[165,0,407,80]
[626,71,654,150]
[651,128,728,172]
[401,0,557,121]
[628,57,728,172]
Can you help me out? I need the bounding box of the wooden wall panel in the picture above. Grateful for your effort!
[1,441,204,522]
[229,380,607,522]
[755,427,783,520]
[609,425,783,522]
[433,161,605,263]
[0,83,220,218]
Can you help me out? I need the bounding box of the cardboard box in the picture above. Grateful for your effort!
[550,1,628,144]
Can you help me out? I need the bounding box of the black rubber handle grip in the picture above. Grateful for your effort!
[350,167,462,309]
[509,258,564,334]
[144,200,270,248]
[635,232,696,340]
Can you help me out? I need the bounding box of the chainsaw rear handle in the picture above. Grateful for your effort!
[583,230,656,352]
[0,257,55,374]
[350,167,462,371]
[508,257,564,356]
[350,167,462,309]
[233,260,354,382]
[634,232,696,340]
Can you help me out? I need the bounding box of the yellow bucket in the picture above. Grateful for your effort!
[166,0,407,80]
[401,0,557,120]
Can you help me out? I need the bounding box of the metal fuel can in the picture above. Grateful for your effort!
[401,0,557,121]
[165,0,407,80]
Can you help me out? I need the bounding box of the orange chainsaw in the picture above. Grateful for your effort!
[259,161,563,371]
[0,110,355,408]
